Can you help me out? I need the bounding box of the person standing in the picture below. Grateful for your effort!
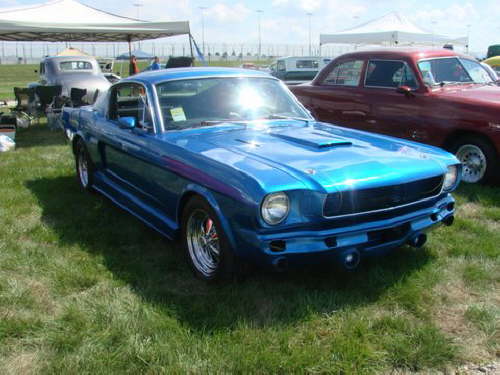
[129,55,139,76]
[148,56,161,71]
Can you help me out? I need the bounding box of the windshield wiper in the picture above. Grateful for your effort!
[263,114,311,124]
[199,120,247,127]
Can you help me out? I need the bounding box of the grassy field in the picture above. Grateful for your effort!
[0,65,499,374]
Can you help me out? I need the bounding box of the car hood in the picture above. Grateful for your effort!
[434,84,500,104]
[166,121,456,194]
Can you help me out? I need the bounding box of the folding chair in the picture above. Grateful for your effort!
[70,88,88,107]
[92,89,100,104]
[13,87,31,112]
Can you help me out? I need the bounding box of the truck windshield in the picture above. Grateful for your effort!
[417,57,493,86]
[156,77,311,130]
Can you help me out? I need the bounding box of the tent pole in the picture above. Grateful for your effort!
[188,33,194,60]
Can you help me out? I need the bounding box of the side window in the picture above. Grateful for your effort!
[109,83,153,131]
[365,60,417,88]
[321,60,364,86]
[296,60,319,69]
[277,61,286,71]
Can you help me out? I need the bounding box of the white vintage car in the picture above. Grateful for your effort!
[31,55,111,102]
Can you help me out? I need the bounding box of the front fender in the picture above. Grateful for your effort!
[177,184,239,253]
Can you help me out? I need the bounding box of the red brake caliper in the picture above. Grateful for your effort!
[204,218,218,240]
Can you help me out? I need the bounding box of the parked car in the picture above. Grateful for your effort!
[487,44,500,59]
[483,56,500,76]
[290,48,500,184]
[481,62,499,81]
[63,67,459,281]
[32,55,111,103]
[97,58,121,83]
[270,56,331,85]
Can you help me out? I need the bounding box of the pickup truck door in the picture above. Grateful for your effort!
[361,60,425,140]
[306,59,370,130]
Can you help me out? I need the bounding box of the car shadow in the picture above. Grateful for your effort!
[26,175,435,332]
[15,125,68,149]
[455,183,500,207]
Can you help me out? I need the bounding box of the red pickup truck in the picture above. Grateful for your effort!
[290,48,500,183]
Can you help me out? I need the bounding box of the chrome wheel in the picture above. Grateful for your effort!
[456,144,487,183]
[186,209,221,278]
[78,147,89,188]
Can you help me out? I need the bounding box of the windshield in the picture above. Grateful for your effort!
[155,77,311,130]
[417,57,493,86]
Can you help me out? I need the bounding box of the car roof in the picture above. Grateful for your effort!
[43,55,95,60]
[124,67,273,85]
[334,48,470,61]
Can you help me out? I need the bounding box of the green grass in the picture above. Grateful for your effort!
[0,64,38,101]
[0,63,498,373]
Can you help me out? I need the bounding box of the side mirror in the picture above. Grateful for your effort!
[118,116,136,129]
[396,85,414,96]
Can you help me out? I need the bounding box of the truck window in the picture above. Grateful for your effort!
[322,60,364,86]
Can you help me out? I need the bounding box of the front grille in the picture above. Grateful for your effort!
[323,175,444,217]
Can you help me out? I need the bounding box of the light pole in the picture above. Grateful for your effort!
[133,2,144,50]
[466,24,471,54]
[306,12,312,56]
[256,9,263,60]
[431,20,437,47]
[199,6,208,55]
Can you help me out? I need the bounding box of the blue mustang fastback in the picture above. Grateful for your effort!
[63,67,460,281]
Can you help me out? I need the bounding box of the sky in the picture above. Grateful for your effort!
[1,0,499,55]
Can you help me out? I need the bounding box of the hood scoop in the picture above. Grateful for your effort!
[269,130,352,149]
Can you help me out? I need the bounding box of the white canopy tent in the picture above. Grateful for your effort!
[0,0,191,55]
[320,12,467,48]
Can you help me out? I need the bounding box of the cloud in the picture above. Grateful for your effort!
[271,0,289,6]
[298,0,323,12]
[205,2,251,23]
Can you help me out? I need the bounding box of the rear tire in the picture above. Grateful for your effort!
[181,196,239,281]
[75,139,95,192]
[449,136,497,184]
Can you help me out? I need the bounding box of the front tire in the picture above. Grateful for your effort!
[75,140,95,192]
[181,197,237,281]
[450,136,497,184]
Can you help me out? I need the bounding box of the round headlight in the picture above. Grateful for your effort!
[443,165,458,191]
[261,192,290,225]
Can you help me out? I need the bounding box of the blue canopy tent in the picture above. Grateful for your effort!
[116,50,153,60]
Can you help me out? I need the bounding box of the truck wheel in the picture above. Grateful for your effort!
[181,196,237,281]
[75,139,95,192]
[450,136,497,184]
